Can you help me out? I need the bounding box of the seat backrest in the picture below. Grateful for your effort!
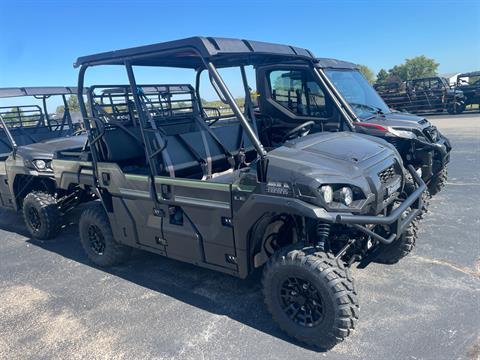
[100,126,145,163]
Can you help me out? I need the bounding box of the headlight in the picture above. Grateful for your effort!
[319,185,333,204]
[319,185,363,207]
[389,128,416,139]
[32,159,52,171]
[337,187,353,206]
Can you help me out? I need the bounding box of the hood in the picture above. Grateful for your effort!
[266,132,397,182]
[15,135,88,160]
[360,111,431,131]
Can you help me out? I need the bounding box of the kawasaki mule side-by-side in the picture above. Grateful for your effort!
[52,37,424,348]
[0,87,88,239]
[374,76,465,115]
[254,59,451,198]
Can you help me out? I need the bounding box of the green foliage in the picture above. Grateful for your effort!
[376,69,389,84]
[56,95,81,113]
[376,56,439,86]
[357,64,376,84]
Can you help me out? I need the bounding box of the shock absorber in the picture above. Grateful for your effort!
[316,222,331,251]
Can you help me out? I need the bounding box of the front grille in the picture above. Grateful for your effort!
[423,126,439,142]
[378,165,396,184]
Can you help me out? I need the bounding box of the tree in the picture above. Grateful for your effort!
[388,55,439,81]
[376,69,389,84]
[357,64,376,84]
[56,95,81,113]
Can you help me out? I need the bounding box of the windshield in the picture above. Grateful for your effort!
[324,69,391,120]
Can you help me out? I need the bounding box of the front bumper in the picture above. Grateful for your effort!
[332,165,425,244]
[413,135,451,180]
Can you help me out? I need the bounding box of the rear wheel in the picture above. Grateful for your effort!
[447,102,465,115]
[22,192,61,240]
[428,167,448,196]
[262,244,359,349]
[79,202,131,267]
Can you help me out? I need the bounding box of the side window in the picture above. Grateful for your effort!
[431,78,441,89]
[269,69,327,117]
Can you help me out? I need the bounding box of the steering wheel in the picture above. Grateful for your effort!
[282,121,315,142]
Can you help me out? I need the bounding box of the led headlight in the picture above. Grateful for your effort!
[389,128,416,139]
[32,159,52,171]
[33,159,47,170]
[319,185,333,204]
[339,187,353,206]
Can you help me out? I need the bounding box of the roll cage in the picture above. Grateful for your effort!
[0,87,83,157]
[74,36,320,189]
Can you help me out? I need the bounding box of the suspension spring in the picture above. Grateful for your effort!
[316,222,331,251]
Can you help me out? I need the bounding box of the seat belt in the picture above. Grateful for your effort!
[136,91,175,177]
[175,133,209,180]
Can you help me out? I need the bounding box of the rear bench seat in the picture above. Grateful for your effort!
[7,126,72,146]
[99,117,257,179]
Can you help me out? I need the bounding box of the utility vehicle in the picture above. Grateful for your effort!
[374,76,465,115]
[53,37,424,348]
[253,59,451,197]
[0,87,88,239]
[456,71,480,109]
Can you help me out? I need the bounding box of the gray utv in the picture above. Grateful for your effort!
[0,87,88,239]
[254,59,451,199]
[53,37,424,349]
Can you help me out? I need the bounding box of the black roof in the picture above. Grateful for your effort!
[74,36,315,69]
[315,58,358,70]
[0,87,82,99]
[458,70,480,78]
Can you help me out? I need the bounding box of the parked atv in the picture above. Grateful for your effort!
[254,59,451,198]
[456,71,480,109]
[374,76,465,115]
[53,37,424,349]
[0,87,88,239]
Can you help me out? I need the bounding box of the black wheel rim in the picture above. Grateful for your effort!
[88,224,106,255]
[280,276,324,327]
[28,207,41,231]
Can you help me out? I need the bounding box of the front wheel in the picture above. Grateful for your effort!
[403,173,430,219]
[22,192,61,240]
[79,202,131,267]
[375,219,417,264]
[428,167,448,196]
[262,244,359,349]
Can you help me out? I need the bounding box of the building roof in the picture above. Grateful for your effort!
[458,70,480,78]
[439,72,461,79]
[74,36,315,69]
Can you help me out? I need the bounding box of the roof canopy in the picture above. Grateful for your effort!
[315,58,358,70]
[74,36,315,69]
[0,87,82,99]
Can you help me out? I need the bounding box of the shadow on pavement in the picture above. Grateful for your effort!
[0,209,325,353]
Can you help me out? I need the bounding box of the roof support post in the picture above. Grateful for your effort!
[206,62,266,158]
[313,67,357,128]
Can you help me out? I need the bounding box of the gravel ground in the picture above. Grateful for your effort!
[0,113,479,360]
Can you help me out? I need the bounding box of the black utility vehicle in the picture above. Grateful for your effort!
[455,71,480,109]
[375,76,465,114]
[254,59,451,197]
[53,37,424,348]
[0,87,88,239]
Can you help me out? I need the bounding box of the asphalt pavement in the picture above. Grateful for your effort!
[0,113,479,360]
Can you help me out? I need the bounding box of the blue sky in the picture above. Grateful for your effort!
[1,0,479,107]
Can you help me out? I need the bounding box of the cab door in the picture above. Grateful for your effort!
[0,160,13,208]
[153,177,237,270]
[97,162,237,271]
